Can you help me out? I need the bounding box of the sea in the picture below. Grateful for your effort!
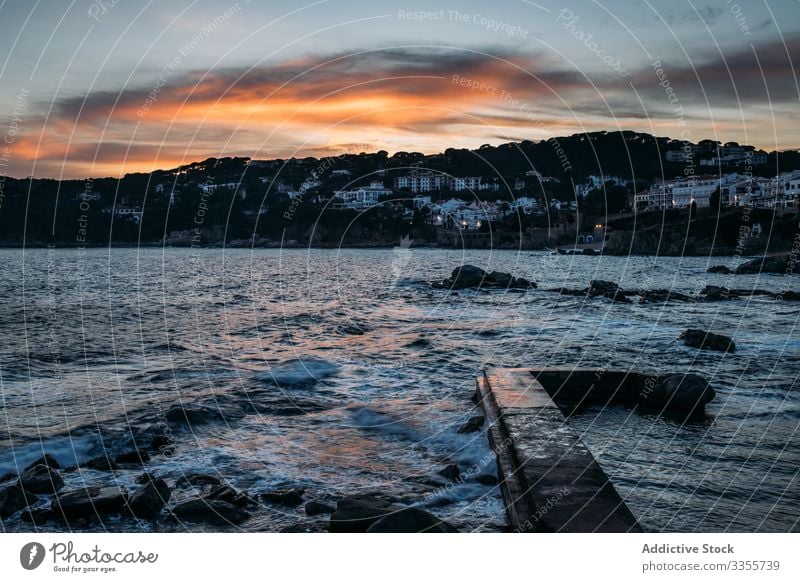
[1,247,798,532]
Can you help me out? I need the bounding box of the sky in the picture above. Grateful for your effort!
[0,0,798,178]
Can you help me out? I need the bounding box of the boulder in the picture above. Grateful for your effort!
[19,464,64,494]
[457,416,485,434]
[20,507,55,525]
[23,454,61,472]
[305,500,336,516]
[707,265,734,274]
[329,494,404,533]
[735,254,791,275]
[127,478,171,518]
[206,485,253,507]
[260,488,304,506]
[680,329,736,352]
[486,271,515,287]
[437,464,461,482]
[0,484,39,518]
[435,265,536,291]
[640,374,716,410]
[175,473,222,489]
[82,456,120,472]
[449,265,486,289]
[52,485,128,521]
[114,450,151,465]
[171,498,250,525]
[366,507,458,533]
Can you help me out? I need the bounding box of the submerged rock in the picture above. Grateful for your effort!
[587,280,631,302]
[366,507,458,533]
[128,478,171,519]
[19,464,64,494]
[175,473,222,489]
[206,485,253,507]
[329,494,403,533]
[0,484,39,518]
[437,464,461,482]
[171,498,250,525]
[641,374,716,410]
[261,488,304,507]
[735,254,791,275]
[52,485,128,522]
[114,450,151,465]
[457,416,485,434]
[707,265,734,274]
[638,289,695,303]
[82,456,120,472]
[680,329,736,352]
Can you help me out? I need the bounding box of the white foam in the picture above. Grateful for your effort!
[0,433,99,475]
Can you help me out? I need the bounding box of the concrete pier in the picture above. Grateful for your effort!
[476,368,642,532]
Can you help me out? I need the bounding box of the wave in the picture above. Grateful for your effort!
[255,356,341,388]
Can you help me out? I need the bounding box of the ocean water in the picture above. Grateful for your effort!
[0,247,798,532]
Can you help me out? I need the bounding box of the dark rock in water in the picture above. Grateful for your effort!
[52,486,128,521]
[476,474,499,486]
[588,280,631,303]
[641,374,716,410]
[21,507,55,525]
[329,494,404,533]
[0,472,15,483]
[114,450,151,465]
[449,265,486,289]
[165,404,223,426]
[366,507,458,533]
[132,424,175,453]
[82,456,120,472]
[486,270,512,287]
[638,289,694,303]
[175,473,222,489]
[23,454,61,472]
[406,338,432,349]
[335,323,371,335]
[305,500,336,516]
[700,285,731,301]
[206,485,253,507]
[680,329,736,352]
[261,488,304,506]
[128,478,171,518]
[437,464,461,482]
[19,464,64,494]
[434,265,536,291]
[171,499,250,525]
[0,484,39,518]
[707,265,734,274]
[782,290,800,301]
[457,416,485,434]
[735,254,791,275]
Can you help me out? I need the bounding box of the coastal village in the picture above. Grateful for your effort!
[2,132,799,251]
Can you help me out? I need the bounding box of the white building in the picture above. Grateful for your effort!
[334,181,392,209]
